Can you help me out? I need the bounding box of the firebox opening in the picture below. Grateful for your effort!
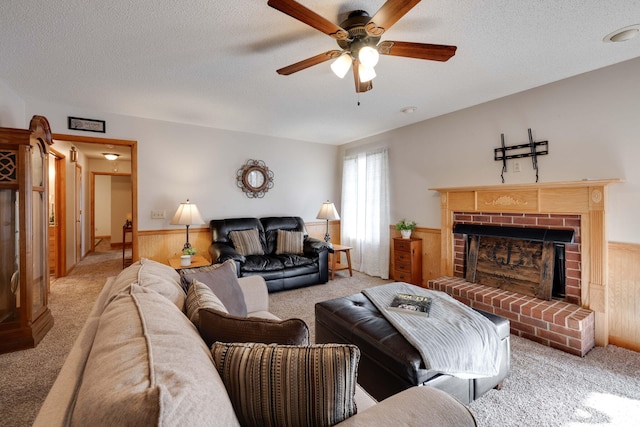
[552,244,566,299]
[454,224,574,301]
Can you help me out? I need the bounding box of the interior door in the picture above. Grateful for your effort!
[75,164,82,263]
[48,149,66,278]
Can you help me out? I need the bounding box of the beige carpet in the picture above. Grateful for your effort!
[0,248,120,427]
[269,271,390,342]
[2,253,639,427]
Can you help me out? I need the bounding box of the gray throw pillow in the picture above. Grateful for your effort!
[179,259,247,317]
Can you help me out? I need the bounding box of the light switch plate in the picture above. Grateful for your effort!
[151,210,165,219]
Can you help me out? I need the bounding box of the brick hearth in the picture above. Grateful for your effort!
[429,276,595,356]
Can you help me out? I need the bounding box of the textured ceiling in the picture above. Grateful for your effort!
[1,1,639,145]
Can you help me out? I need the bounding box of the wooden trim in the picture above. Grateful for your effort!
[53,134,139,263]
[48,147,66,278]
[430,179,622,194]
[431,179,621,346]
[138,226,209,236]
[90,171,132,253]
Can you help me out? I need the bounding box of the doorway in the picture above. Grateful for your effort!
[91,172,133,254]
[51,133,138,269]
[75,164,82,265]
[48,148,66,279]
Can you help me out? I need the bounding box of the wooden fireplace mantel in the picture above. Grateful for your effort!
[430,179,622,346]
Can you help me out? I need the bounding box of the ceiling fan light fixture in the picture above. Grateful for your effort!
[331,53,352,78]
[358,64,376,83]
[358,46,379,68]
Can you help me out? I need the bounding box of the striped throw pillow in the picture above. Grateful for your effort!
[212,342,360,427]
[180,259,246,317]
[275,229,304,255]
[229,228,264,256]
[185,279,228,325]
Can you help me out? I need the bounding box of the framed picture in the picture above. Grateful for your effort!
[68,117,106,133]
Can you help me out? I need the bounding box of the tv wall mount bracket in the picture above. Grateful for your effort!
[494,128,548,183]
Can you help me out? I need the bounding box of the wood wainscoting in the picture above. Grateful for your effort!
[137,220,341,265]
[138,227,213,264]
[608,241,640,352]
[389,226,442,287]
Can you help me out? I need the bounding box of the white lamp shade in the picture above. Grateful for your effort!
[316,201,340,221]
[170,200,204,225]
[358,64,376,83]
[358,46,379,68]
[331,53,352,79]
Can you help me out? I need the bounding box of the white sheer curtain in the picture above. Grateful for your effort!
[341,148,390,279]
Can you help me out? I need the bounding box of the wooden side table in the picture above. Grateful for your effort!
[168,254,210,270]
[329,244,353,280]
[393,237,423,286]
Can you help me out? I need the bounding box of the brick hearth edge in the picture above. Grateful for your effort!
[428,276,595,357]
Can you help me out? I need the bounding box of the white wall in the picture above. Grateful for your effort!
[0,77,25,128]
[94,175,111,237]
[23,98,341,233]
[340,57,640,244]
[110,175,132,244]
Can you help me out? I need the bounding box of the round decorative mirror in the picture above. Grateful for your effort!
[236,159,274,198]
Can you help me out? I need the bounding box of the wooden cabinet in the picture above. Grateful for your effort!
[393,237,423,287]
[0,116,54,353]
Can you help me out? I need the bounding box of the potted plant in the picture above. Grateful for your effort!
[182,247,196,261]
[395,219,416,239]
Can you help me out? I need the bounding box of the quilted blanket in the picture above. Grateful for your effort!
[362,282,501,378]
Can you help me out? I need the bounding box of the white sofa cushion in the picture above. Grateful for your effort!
[70,284,239,427]
[105,258,185,310]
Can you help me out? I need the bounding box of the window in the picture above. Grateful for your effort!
[341,148,390,278]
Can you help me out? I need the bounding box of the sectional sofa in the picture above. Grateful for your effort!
[34,258,477,426]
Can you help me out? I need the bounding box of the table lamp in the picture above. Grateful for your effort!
[170,199,204,251]
[316,200,340,242]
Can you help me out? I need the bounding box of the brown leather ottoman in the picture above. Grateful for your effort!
[315,292,510,403]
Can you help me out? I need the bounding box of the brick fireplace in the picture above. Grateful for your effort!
[429,180,620,355]
[453,212,582,305]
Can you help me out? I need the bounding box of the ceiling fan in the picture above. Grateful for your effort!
[267,0,457,93]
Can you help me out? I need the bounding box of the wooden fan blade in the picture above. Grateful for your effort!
[365,0,421,36]
[276,50,342,75]
[268,0,349,40]
[353,61,373,93]
[378,41,457,61]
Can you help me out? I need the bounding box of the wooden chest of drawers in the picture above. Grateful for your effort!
[393,237,423,286]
